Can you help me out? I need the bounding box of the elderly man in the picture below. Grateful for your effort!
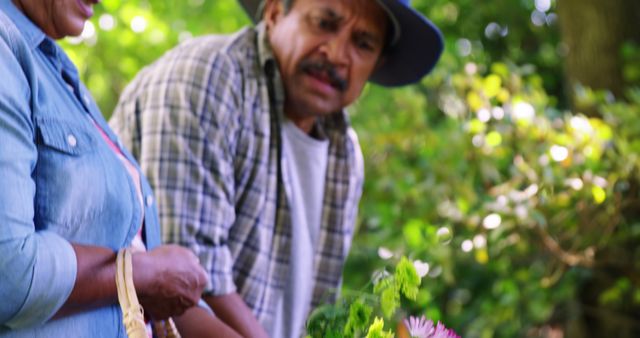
[110,0,443,336]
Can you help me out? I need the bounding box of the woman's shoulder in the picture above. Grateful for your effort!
[0,10,28,57]
[0,11,34,113]
[0,10,35,86]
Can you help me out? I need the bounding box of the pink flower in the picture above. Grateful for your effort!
[403,316,434,338]
[403,316,460,338]
[431,321,461,338]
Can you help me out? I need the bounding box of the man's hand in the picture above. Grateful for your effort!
[174,306,242,338]
[133,245,209,319]
[205,293,270,338]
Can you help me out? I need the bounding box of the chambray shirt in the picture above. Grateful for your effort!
[0,2,160,336]
[110,23,365,333]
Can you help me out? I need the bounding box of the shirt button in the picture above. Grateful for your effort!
[116,138,123,149]
[67,134,77,147]
[145,195,154,207]
[83,93,90,106]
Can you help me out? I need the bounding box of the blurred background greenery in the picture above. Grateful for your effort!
[61,0,640,336]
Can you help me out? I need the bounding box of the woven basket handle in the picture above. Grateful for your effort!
[116,248,182,338]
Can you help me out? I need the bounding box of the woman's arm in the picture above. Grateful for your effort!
[55,244,208,320]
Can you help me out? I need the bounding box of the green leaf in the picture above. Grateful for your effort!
[365,317,394,338]
[343,300,373,337]
[403,219,424,249]
[380,286,399,319]
[395,257,421,300]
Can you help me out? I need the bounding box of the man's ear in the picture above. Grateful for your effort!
[263,0,285,31]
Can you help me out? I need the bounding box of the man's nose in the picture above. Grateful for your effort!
[320,32,350,67]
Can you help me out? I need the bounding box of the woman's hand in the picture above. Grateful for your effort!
[132,245,209,319]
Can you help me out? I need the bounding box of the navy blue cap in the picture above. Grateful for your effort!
[239,0,444,87]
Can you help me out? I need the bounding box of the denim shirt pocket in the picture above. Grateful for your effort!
[33,117,107,238]
[37,117,95,156]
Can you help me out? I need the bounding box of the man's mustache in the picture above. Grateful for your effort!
[300,59,348,92]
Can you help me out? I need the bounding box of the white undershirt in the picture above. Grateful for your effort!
[271,120,329,338]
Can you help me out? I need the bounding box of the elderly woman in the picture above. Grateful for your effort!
[0,0,209,336]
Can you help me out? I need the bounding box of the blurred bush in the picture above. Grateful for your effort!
[348,62,640,337]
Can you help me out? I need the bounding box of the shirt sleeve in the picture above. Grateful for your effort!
[110,50,242,296]
[0,30,77,329]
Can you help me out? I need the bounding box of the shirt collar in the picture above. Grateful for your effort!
[256,22,286,115]
[0,1,81,87]
[0,1,83,105]
[0,0,47,50]
[256,22,273,71]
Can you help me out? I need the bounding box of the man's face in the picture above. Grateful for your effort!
[266,0,388,120]
[13,0,98,39]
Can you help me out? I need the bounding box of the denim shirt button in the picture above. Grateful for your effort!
[67,134,77,147]
[145,195,154,207]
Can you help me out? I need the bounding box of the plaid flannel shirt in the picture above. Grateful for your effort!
[109,24,364,328]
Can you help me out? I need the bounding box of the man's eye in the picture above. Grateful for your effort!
[355,39,374,52]
[314,17,337,32]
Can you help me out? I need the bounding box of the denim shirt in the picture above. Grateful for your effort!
[0,2,160,336]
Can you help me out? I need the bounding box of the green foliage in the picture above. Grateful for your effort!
[395,257,421,300]
[349,57,640,335]
[622,42,640,84]
[365,318,394,338]
[307,256,423,336]
[343,300,373,337]
[61,0,249,117]
[306,303,349,338]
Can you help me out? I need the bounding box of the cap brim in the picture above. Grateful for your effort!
[371,0,443,87]
[237,0,443,87]
[239,0,261,22]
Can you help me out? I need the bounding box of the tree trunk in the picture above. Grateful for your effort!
[556,0,638,112]
[556,2,640,337]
